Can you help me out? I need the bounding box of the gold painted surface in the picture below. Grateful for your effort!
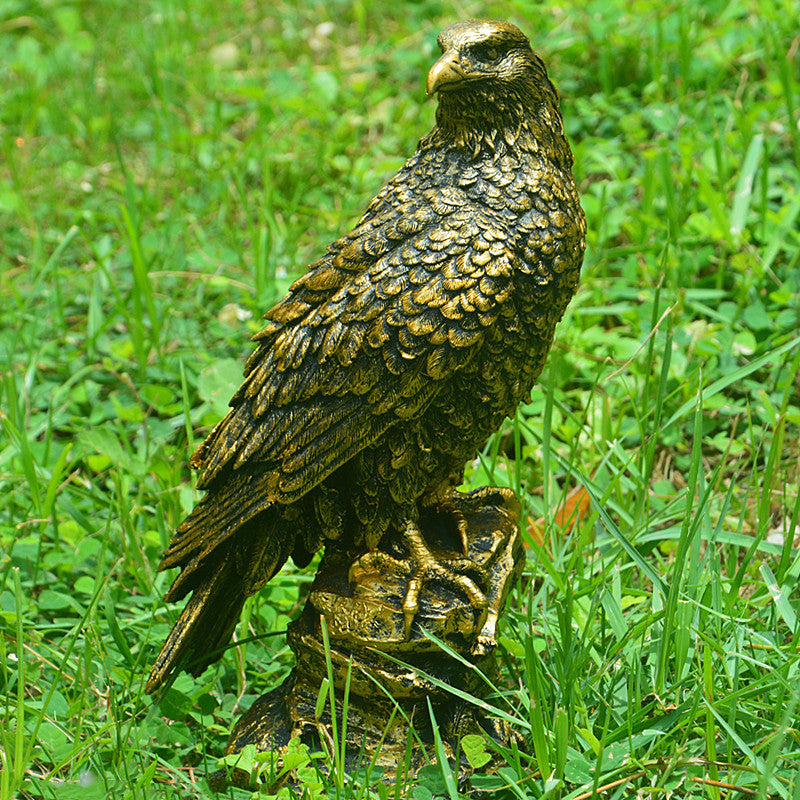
[213,489,523,789]
[147,17,585,786]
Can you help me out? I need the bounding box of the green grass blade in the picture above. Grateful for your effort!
[662,336,800,431]
[759,563,798,633]
[729,133,764,238]
[571,469,666,595]
[427,700,461,800]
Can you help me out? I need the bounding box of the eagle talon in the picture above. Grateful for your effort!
[398,518,489,640]
[348,518,490,640]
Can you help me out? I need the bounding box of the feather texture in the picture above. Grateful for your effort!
[146,19,586,693]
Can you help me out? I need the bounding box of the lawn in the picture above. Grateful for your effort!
[1,0,799,797]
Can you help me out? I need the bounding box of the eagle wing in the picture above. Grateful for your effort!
[159,188,518,582]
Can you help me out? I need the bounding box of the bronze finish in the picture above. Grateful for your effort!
[148,18,585,785]
[212,489,523,788]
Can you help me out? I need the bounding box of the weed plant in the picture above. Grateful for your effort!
[1,0,799,798]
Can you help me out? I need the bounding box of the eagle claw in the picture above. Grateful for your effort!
[352,518,489,639]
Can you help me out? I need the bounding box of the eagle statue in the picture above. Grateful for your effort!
[147,19,585,694]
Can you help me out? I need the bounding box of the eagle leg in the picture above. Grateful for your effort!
[399,517,489,639]
[352,518,489,639]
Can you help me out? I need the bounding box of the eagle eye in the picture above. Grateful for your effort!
[471,42,501,63]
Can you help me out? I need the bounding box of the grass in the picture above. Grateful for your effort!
[1,0,800,797]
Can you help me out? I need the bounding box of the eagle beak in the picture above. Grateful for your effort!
[426,50,468,95]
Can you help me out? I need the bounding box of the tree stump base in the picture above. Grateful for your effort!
[211,487,524,790]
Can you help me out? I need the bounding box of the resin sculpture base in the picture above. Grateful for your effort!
[213,487,523,790]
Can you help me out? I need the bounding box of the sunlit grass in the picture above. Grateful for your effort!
[1,0,799,797]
